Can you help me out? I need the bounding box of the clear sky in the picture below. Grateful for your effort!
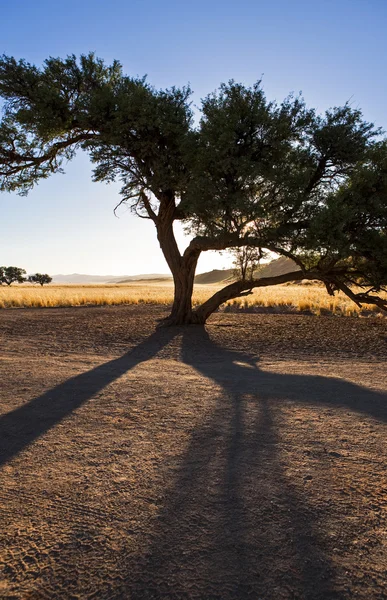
[1,0,386,276]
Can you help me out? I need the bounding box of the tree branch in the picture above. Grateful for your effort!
[0,132,97,177]
[193,269,309,322]
[330,278,387,312]
[139,190,158,222]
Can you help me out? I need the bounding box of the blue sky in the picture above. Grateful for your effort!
[1,0,386,275]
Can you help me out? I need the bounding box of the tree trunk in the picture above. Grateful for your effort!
[165,266,201,325]
[157,243,202,326]
[155,201,202,326]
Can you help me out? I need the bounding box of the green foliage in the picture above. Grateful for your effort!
[28,273,52,286]
[0,266,26,285]
[0,53,193,203]
[305,142,387,289]
[181,82,313,233]
[184,87,379,241]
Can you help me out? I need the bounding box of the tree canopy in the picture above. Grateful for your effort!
[28,273,52,286]
[0,266,26,285]
[1,53,386,324]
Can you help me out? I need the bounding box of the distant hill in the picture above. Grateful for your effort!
[52,274,124,284]
[194,269,235,284]
[194,258,299,285]
[52,273,170,284]
[257,256,300,278]
[52,259,299,285]
[114,274,172,283]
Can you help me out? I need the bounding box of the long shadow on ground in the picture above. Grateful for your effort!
[118,327,387,600]
[0,328,178,467]
[2,326,386,599]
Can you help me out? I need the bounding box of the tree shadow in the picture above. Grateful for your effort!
[181,327,387,423]
[119,327,386,600]
[0,327,178,467]
[3,325,386,598]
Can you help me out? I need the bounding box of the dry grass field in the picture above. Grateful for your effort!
[1,281,386,316]
[0,304,386,599]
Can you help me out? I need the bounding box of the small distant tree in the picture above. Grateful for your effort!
[0,266,26,285]
[28,273,52,286]
[233,247,266,281]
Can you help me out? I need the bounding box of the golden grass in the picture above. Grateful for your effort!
[225,283,386,316]
[0,282,177,309]
[0,281,385,316]
[0,282,214,309]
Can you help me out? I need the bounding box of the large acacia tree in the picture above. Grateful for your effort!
[1,54,386,324]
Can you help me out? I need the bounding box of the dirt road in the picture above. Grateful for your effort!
[1,306,386,599]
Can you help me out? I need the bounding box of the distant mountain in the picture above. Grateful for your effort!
[193,258,299,285]
[194,269,235,284]
[52,273,170,284]
[257,256,300,278]
[114,274,172,283]
[52,273,128,284]
[52,258,299,286]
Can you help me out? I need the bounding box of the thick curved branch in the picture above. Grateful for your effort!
[186,233,249,253]
[185,233,306,258]
[193,265,387,322]
[193,269,309,322]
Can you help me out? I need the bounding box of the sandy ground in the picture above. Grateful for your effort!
[0,305,386,599]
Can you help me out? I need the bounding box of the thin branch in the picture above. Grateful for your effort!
[0,132,97,177]
[331,278,387,311]
[113,193,137,217]
[139,190,157,222]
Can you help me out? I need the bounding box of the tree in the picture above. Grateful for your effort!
[232,246,266,282]
[0,54,386,324]
[28,273,52,286]
[0,266,26,285]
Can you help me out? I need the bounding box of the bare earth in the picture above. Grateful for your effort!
[0,305,386,600]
